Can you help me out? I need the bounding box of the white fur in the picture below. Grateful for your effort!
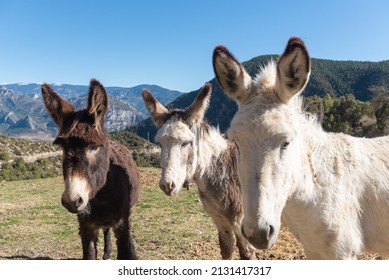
[215,39,389,259]
[62,176,90,212]
[156,118,197,196]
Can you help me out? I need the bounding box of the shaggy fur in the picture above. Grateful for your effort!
[42,79,140,260]
[213,37,389,259]
[142,84,256,259]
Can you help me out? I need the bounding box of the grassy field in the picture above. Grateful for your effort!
[0,167,379,260]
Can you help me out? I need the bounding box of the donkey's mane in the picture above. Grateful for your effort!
[253,60,277,89]
[291,96,322,130]
[254,60,323,132]
[196,120,213,139]
[163,109,186,123]
[163,108,214,137]
[54,110,108,146]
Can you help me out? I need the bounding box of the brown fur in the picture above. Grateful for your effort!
[202,140,242,219]
[141,89,169,126]
[42,79,141,260]
[193,123,254,259]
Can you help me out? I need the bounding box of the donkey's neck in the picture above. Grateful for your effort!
[285,121,366,218]
[193,125,229,182]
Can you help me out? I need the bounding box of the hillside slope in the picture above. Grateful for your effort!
[131,56,389,141]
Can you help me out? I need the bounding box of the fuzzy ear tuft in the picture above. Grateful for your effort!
[41,83,75,127]
[142,88,169,126]
[275,37,311,103]
[87,79,109,132]
[183,83,212,126]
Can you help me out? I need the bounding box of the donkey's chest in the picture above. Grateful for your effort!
[83,204,120,228]
[84,192,127,227]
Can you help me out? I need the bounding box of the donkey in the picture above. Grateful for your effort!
[213,37,389,259]
[142,84,256,259]
[41,79,140,259]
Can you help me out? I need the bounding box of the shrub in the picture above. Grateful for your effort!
[0,152,9,161]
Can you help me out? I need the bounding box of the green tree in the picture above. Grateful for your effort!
[370,85,389,136]
[13,157,27,173]
[323,94,374,136]
[322,94,334,114]
[1,162,13,180]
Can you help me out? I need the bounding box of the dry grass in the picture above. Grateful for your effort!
[0,167,380,260]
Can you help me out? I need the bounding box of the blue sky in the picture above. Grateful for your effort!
[1,0,388,92]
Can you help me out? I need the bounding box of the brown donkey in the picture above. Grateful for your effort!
[41,79,140,259]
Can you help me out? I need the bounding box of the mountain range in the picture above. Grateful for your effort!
[0,83,182,139]
[130,55,389,142]
[2,54,389,142]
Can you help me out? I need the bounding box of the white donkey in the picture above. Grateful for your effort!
[142,84,256,259]
[213,37,389,259]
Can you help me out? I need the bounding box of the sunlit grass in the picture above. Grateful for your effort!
[0,168,218,260]
[2,167,378,260]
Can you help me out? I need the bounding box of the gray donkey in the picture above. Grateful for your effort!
[142,83,256,259]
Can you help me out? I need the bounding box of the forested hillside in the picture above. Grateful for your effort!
[130,55,389,142]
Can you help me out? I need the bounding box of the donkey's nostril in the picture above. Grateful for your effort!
[241,224,247,239]
[169,182,175,190]
[268,225,275,240]
[76,197,83,207]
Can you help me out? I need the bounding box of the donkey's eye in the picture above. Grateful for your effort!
[281,141,290,150]
[88,145,100,154]
[181,141,192,148]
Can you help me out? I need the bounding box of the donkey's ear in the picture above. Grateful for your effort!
[87,79,109,129]
[141,88,168,126]
[213,45,252,104]
[184,83,212,126]
[41,83,75,127]
[275,37,311,104]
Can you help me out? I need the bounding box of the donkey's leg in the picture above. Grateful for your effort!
[235,232,256,260]
[218,229,235,259]
[79,222,99,260]
[114,217,138,260]
[126,215,138,260]
[128,234,137,260]
[215,225,235,260]
[103,228,112,260]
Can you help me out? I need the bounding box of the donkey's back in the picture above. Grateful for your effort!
[344,135,389,257]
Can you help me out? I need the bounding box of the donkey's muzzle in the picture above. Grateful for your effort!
[61,195,84,214]
[241,223,276,250]
[159,180,177,196]
[61,176,90,213]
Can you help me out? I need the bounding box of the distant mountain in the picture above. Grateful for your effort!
[67,94,145,132]
[0,112,18,125]
[0,83,182,139]
[130,55,389,142]
[107,84,182,115]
